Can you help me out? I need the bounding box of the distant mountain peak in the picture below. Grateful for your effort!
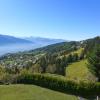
[0,34,66,55]
[0,34,32,46]
[25,36,66,46]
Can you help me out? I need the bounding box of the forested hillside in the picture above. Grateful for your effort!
[0,36,100,99]
[0,41,82,76]
[0,36,99,80]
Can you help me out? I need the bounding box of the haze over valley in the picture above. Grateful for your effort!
[0,0,100,100]
[0,34,65,55]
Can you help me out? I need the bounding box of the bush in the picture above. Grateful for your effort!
[16,73,100,97]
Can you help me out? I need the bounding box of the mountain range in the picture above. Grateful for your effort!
[0,34,66,55]
[25,36,65,46]
[0,35,65,46]
[0,35,32,45]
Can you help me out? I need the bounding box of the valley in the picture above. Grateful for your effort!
[0,0,100,99]
[0,36,100,100]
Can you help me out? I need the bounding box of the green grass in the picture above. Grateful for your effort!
[0,84,78,100]
[60,48,84,59]
[71,48,84,56]
[66,60,96,82]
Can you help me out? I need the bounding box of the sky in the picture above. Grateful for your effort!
[0,0,100,40]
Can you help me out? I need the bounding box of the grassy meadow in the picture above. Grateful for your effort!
[66,60,96,82]
[0,84,78,100]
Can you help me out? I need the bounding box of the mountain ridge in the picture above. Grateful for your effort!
[24,36,66,46]
[0,34,32,45]
[0,34,67,55]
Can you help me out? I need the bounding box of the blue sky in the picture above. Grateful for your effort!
[0,0,100,40]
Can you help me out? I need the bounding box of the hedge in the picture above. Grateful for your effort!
[15,73,100,97]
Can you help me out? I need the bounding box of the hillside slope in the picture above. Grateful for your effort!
[0,85,77,100]
[0,36,99,80]
[30,41,80,53]
[66,60,96,82]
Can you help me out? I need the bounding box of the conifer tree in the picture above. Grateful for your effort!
[87,46,100,81]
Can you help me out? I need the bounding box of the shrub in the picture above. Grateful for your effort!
[16,73,100,97]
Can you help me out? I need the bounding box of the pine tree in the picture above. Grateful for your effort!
[73,53,79,62]
[67,54,73,63]
[87,46,100,81]
[39,56,47,73]
[79,49,85,60]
